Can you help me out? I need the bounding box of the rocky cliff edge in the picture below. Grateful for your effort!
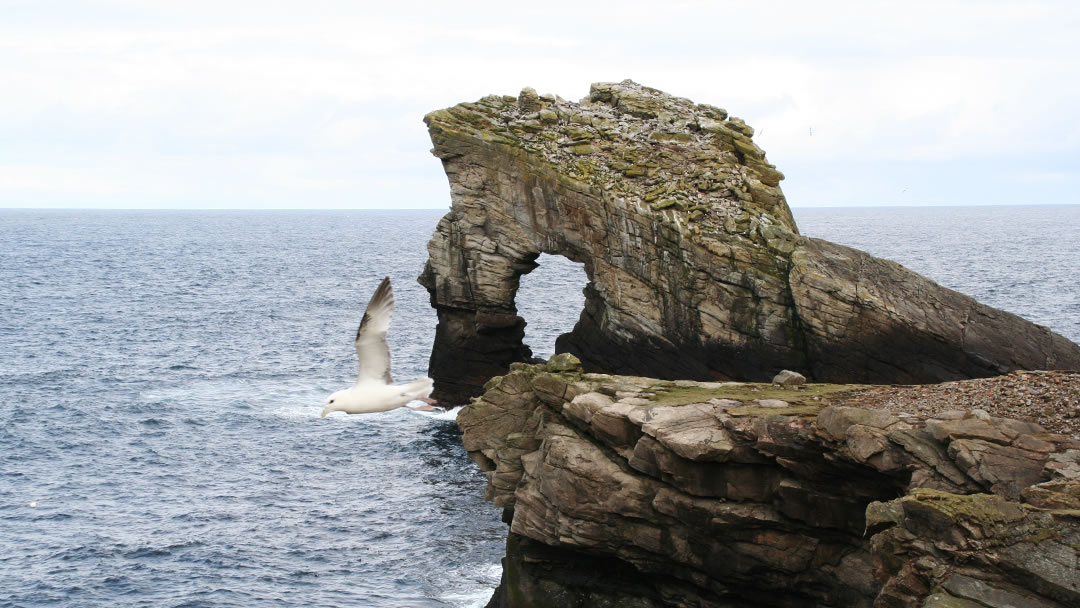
[462,354,1080,608]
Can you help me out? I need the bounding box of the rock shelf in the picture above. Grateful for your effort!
[463,355,1080,607]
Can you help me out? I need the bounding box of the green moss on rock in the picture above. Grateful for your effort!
[903,489,1029,532]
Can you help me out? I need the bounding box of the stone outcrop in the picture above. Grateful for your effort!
[418,80,1080,403]
[460,355,1080,607]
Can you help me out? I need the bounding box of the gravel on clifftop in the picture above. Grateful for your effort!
[834,370,1080,438]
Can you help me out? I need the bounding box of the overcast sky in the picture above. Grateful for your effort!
[3,0,1078,209]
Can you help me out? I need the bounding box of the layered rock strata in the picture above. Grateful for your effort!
[419,81,1080,403]
[461,355,1080,607]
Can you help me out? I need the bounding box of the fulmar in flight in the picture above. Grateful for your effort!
[321,277,435,417]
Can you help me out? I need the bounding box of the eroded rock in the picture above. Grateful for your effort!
[419,80,1080,403]
[461,362,1080,607]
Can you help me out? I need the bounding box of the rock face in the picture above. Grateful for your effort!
[461,356,1080,607]
[418,80,1080,404]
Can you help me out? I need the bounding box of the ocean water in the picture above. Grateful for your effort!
[1,206,1077,607]
[0,210,503,608]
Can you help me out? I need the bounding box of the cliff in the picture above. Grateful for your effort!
[418,80,1080,404]
[462,355,1080,607]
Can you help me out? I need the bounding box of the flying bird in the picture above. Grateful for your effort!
[321,277,435,417]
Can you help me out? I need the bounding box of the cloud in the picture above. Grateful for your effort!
[0,165,131,195]
[1016,170,1071,183]
[2,1,1079,207]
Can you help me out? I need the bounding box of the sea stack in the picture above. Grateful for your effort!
[418,80,1080,403]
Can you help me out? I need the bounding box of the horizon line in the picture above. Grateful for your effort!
[1,202,1078,212]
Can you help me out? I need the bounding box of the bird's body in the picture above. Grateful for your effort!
[321,277,434,417]
[325,378,434,415]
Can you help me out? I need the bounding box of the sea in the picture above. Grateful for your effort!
[1,205,1077,607]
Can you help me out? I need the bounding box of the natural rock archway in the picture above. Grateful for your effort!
[418,81,1080,404]
[515,253,587,361]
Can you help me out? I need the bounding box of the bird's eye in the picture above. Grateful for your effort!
[329,399,335,404]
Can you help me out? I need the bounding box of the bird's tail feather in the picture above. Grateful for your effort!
[402,376,434,401]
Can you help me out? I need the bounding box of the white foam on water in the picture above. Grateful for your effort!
[408,405,462,421]
[270,402,328,419]
[438,562,503,607]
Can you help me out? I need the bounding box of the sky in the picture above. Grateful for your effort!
[2,0,1078,209]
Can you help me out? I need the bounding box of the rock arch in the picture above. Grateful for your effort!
[515,253,587,361]
[418,81,1080,404]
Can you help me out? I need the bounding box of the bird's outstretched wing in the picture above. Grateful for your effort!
[355,277,393,384]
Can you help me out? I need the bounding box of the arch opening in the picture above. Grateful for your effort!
[514,253,588,362]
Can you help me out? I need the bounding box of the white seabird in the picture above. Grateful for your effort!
[321,277,435,417]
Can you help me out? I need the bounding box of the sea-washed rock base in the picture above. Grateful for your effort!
[463,355,1080,608]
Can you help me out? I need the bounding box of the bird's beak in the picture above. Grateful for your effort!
[320,407,329,418]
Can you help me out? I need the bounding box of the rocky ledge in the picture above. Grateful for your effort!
[462,354,1080,607]
[418,80,1080,404]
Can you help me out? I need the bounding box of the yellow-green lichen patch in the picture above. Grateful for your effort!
[650,132,692,143]
[905,488,1029,528]
[1024,527,1060,544]
[644,382,865,408]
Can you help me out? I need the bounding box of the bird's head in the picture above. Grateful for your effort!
[321,390,345,418]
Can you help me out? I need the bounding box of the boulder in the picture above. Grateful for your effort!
[772,370,807,386]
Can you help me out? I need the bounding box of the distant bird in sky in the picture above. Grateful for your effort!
[321,277,435,417]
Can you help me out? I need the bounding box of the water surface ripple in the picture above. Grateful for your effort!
[1,206,1077,607]
[1,210,503,607]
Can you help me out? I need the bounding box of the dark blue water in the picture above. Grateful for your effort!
[1,206,1077,607]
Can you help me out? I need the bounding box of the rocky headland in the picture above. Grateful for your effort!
[462,355,1080,607]
[415,81,1080,607]
[418,80,1080,404]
